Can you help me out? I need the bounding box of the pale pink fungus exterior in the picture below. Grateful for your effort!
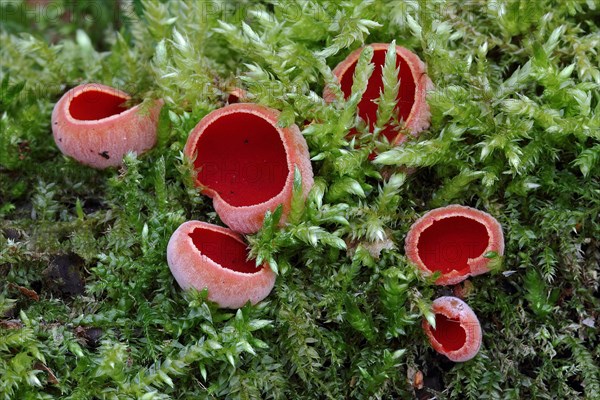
[167,221,276,309]
[422,296,482,362]
[324,43,433,144]
[184,103,314,234]
[405,205,504,285]
[51,83,163,169]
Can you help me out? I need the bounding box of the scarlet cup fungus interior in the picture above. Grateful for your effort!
[189,227,261,274]
[431,314,467,352]
[193,112,288,206]
[417,217,489,273]
[339,48,416,141]
[69,90,129,121]
[227,93,241,104]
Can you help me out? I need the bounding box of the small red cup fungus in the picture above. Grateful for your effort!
[52,83,163,169]
[323,43,433,144]
[405,205,504,285]
[226,87,248,104]
[422,296,482,362]
[166,221,276,309]
[184,103,314,234]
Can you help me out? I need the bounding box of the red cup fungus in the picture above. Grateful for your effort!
[323,43,433,145]
[226,87,248,104]
[405,205,504,285]
[422,296,482,362]
[184,103,314,234]
[52,83,163,169]
[167,221,276,309]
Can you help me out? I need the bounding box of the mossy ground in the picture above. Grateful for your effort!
[1,0,599,399]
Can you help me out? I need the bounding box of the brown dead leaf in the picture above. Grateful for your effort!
[34,362,59,385]
[8,283,40,301]
[412,370,424,389]
[0,320,23,329]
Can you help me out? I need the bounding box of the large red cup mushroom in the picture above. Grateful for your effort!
[323,43,433,144]
[167,221,276,309]
[405,205,504,285]
[422,296,482,362]
[52,83,163,169]
[184,103,314,234]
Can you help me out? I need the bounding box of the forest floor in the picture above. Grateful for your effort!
[1,1,599,399]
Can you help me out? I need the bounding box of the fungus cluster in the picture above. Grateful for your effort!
[164,44,432,310]
[48,41,509,367]
[50,47,504,366]
[324,46,502,365]
[50,45,499,365]
[51,83,315,309]
[52,47,504,361]
[405,205,505,362]
[168,103,314,308]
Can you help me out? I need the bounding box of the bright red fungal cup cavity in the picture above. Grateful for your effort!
[323,43,433,144]
[51,83,163,169]
[405,205,504,285]
[167,221,276,309]
[184,103,314,234]
[422,296,482,362]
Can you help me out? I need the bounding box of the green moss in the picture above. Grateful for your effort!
[1,0,599,398]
